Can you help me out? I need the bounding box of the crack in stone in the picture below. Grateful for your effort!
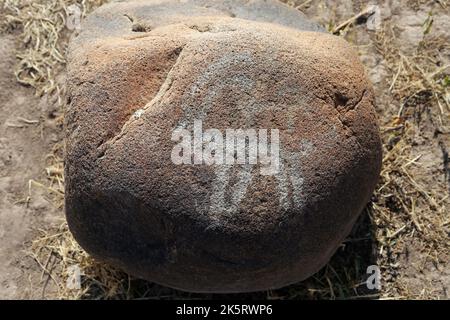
[76,80,95,86]
[96,45,186,160]
[335,88,368,151]
[345,88,367,114]
[124,13,152,32]
[338,88,367,124]
[310,88,367,133]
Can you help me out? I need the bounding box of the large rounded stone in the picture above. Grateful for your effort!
[65,0,382,293]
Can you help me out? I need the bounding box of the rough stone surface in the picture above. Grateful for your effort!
[65,0,382,293]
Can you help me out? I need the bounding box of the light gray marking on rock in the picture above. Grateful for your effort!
[208,165,253,216]
[177,50,255,128]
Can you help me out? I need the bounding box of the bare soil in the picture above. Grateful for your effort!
[0,35,62,299]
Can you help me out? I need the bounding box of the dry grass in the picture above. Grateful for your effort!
[1,0,448,299]
[28,223,132,299]
[370,21,449,299]
[0,0,107,102]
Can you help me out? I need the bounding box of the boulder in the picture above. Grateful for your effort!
[65,0,382,293]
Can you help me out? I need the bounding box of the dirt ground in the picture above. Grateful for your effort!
[0,0,448,299]
[0,35,63,298]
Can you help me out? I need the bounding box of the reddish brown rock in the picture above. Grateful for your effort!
[65,0,382,292]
